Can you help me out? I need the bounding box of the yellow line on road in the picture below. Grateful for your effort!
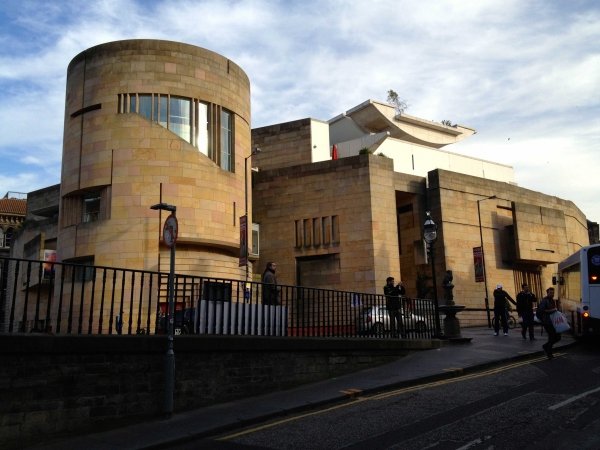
[368,356,551,400]
[217,354,554,441]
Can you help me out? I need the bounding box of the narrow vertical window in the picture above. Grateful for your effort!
[129,94,137,113]
[252,223,260,255]
[197,101,209,156]
[220,109,232,171]
[170,97,191,143]
[0,228,5,248]
[139,94,152,120]
[159,96,168,128]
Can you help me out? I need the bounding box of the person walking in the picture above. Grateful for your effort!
[261,262,279,305]
[516,283,537,340]
[537,287,561,358]
[493,283,516,336]
[384,276,406,338]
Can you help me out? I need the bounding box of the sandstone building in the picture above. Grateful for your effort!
[59,39,253,279]
[251,102,590,324]
[2,40,593,331]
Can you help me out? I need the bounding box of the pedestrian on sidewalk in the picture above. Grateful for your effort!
[537,287,561,358]
[516,283,537,340]
[384,276,406,338]
[262,262,279,305]
[493,283,516,336]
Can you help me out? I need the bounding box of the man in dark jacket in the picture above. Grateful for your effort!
[384,276,406,337]
[516,283,537,340]
[493,283,516,336]
[262,262,279,305]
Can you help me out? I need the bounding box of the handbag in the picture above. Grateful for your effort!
[549,311,570,333]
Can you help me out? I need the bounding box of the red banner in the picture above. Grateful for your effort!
[239,215,248,267]
[473,246,484,282]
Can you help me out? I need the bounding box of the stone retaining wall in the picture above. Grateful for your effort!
[0,334,439,448]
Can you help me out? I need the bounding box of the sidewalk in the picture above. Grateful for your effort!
[31,326,576,450]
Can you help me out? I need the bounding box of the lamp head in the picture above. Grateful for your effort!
[423,211,437,244]
[150,202,176,212]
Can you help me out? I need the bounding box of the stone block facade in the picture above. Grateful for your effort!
[252,151,589,326]
[59,40,252,281]
[0,334,435,449]
[428,169,588,323]
[253,154,407,293]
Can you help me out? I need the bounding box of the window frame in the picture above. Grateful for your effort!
[82,193,101,224]
[220,109,233,171]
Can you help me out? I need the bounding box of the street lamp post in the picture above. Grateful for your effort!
[477,195,497,328]
[150,201,177,418]
[423,211,442,338]
[244,147,260,283]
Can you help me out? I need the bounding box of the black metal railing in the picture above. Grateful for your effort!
[0,256,438,339]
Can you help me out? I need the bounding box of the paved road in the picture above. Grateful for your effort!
[28,326,577,450]
[175,343,600,449]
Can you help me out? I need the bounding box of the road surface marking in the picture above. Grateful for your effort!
[549,385,600,411]
[218,355,549,440]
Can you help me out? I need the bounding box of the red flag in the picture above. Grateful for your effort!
[332,144,338,160]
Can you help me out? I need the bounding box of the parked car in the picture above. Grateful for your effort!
[357,305,428,335]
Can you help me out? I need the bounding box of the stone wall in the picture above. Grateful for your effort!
[253,154,406,294]
[0,334,438,449]
[252,118,314,171]
[428,169,589,326]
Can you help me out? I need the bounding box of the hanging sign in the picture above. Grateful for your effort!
[163,214,178,248]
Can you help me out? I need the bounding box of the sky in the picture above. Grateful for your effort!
[1,0,599,222]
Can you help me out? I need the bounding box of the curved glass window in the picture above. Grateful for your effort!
[119,93,233,172]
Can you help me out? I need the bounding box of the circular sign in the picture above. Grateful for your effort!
[162,214,178,247]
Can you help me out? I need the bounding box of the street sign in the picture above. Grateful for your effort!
[163,214,178,247]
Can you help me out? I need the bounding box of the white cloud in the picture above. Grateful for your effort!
[0,0,599,224]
